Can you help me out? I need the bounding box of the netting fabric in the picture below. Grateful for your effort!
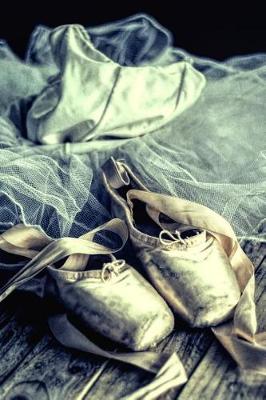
[0,13,265,249]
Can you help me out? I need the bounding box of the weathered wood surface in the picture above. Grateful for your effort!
[0,241,265,400]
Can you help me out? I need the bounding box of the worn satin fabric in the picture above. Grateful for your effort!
[101,159,266,375]
[26,24,205,144]
[0,219,187,400]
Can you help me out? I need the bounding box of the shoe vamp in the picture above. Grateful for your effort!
[140,241,241,324]
[60,268,169,346]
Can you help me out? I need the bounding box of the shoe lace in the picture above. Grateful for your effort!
[101,259,126,283]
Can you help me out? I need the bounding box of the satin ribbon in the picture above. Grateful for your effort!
[0,218,187,400]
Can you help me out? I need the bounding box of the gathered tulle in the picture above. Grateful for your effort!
[0,13,265,249]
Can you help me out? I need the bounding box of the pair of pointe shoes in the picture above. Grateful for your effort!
[0,157,241,354]
[45,157,240,352]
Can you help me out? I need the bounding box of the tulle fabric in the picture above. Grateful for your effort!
[0,13,265,251]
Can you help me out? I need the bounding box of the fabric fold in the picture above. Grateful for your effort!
[26,24,206,144]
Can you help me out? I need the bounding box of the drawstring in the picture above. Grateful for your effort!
[159,229,187,248]
[158,228,213,262]
[101,259,126,283]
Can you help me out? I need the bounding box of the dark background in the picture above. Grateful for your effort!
[1,3,265,61]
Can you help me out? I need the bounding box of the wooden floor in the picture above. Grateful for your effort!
[0,240,265,400]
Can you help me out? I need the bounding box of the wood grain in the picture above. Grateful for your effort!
[0,294,108,400]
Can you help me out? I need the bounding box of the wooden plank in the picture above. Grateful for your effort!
[0,319,110,399]
[177,243,266,400]
[0,292,110,400]
[0,293,46,384]
[85,328,214,400]
[0,336,109,400]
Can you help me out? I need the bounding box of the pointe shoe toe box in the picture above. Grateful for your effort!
[60,267,174,351]
[138,240,241,327]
